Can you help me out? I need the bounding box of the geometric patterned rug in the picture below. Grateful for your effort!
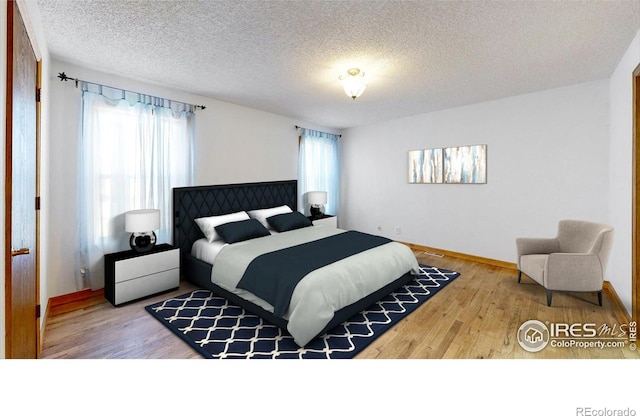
[145,264,459,359]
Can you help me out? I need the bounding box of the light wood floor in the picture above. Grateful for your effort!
[41,251,639,359]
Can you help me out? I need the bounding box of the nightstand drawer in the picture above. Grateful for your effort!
[114,248,179,283]
[114,268,179,305]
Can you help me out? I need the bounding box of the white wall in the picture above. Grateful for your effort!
[47,59,335,297]
[609,30,640,316]
[339,80,610,264]
[193,99,299,185]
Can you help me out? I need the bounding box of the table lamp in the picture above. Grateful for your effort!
[307,191,327,219]
[125,209,160,252]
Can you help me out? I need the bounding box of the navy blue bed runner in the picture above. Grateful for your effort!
[236,230,392,317]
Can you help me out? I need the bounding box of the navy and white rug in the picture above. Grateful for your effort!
[145,264,459,359]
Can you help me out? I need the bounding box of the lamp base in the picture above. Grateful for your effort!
[310,204,325,220]
[129,231,157,253]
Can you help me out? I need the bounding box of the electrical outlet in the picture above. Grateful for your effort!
[395,226,401,235]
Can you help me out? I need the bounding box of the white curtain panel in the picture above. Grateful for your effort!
[297,128,339,216]
[77,89,194,290]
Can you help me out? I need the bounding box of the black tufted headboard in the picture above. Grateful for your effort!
[172,180,298,264]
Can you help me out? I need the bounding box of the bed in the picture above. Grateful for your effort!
[173,180,420,347]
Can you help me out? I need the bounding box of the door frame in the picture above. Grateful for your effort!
[4,0,41,358]
[633,63,640,326]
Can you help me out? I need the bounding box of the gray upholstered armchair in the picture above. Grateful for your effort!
[516,220,614,306]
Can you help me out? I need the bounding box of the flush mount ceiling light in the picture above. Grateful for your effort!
[339,68,367,100]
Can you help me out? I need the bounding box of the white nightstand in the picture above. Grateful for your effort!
[104,243,179,306]
[309,215,337,228]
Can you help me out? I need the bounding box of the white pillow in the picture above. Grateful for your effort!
[247,205,293,231]
[194,211,250,243]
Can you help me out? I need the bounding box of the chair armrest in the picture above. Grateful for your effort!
[545,253,603,291]
[516,237,560,257]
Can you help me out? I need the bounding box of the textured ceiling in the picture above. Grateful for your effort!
[36,0,640,129]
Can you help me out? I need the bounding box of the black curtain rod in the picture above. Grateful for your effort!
[295,125,341,138]
[57,72,206,111]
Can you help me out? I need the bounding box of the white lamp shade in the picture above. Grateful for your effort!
[342,77,366,99]
[307,191,327,205]
[125,209,160,233]
[340,68,367,100]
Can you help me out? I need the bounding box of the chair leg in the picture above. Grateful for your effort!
[597,291,603,307]
[546,290,552,306]
[517,270,522,283]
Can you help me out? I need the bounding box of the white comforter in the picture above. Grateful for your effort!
[204,226,420,347]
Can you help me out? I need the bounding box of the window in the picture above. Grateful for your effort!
[77,87,194,289]
[297,128,339,216]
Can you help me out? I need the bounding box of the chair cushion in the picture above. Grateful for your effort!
[519,254,548,286]
[557,220,613,254]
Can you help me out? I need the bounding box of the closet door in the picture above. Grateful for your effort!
[5,0,39,358]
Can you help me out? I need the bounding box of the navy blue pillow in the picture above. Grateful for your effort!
[214,219,271,244]
[267,211,313,232]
